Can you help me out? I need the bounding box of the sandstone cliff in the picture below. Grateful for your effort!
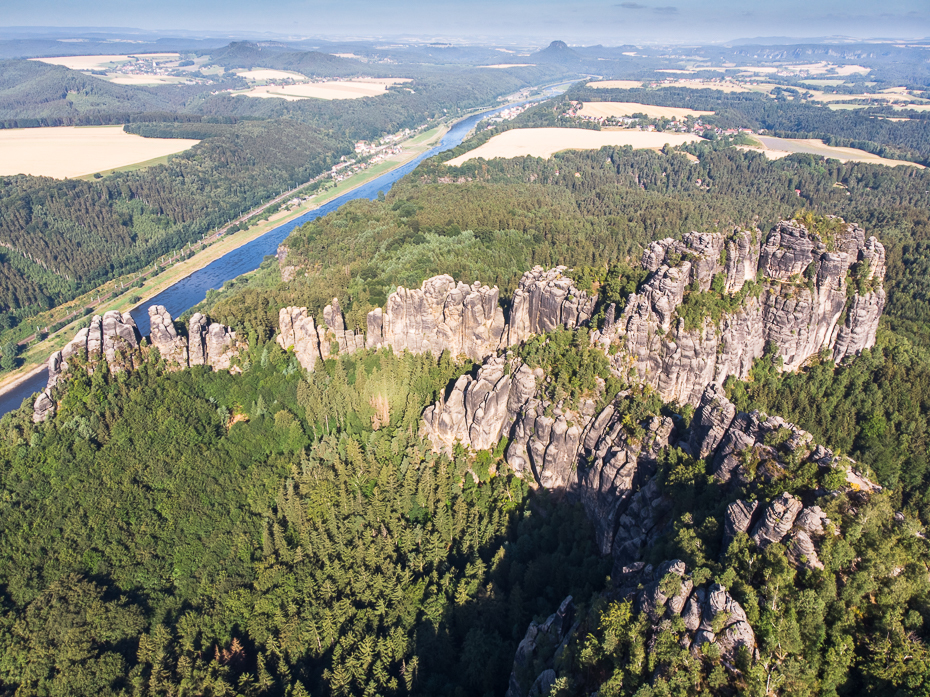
[593,220,886,406]
[34,307,242,422]
[277,298,365,372]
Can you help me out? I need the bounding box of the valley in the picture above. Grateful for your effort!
[1,25,930,697]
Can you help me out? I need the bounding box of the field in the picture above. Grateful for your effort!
[0,126,199,179]
[741,136,923,168]
[578,101,713,120]
[30,53,179,70]
[106,75,186,85]
[586,80,644,90]
[446,127,700,165]
[236,69,309,81]
[236,78,410,101]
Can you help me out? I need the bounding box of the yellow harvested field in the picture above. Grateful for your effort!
[0,126,199,179]
[446,127,701,165]
[479,63,535,68]
[236,69,308,81]
[587,80,644,89]
[106,75,185,85]
[654,79,753,93]
[742,136,922,168]
[31,53,178,70]
[579,102,713,120]
[237,78,410,101]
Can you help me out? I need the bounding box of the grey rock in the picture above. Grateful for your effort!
[367,275,506,360]
[722,499,759,553]
[506,596,574,697]
[751,492,803,548]
[795,506,828,535]
[278,306,320,372]
[33,390,55,423]
[593,218,885,406]
[506,266,596,347]
[527,670,556,697]
[689,383,737,458]
[148,305,188,366]
[188,313,208,366]
[786,529,825,571]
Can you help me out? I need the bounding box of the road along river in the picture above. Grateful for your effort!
[0,83,573,417]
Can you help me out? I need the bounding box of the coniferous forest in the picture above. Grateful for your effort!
[4,44,930,697]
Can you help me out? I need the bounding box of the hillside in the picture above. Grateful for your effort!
[5,45,930,697]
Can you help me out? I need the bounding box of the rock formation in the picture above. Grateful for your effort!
[505,266,597,347]
[593,220,886,406]
[365,275,506,360]
[34,310,141,422]
[625,561,756,659]
[147,306,241,370]
[34,307,241,422]
[277,299,365,372]
[505,596,576,697]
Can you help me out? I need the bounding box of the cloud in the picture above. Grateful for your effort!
[617,2,647,8]
[653,6,679,14]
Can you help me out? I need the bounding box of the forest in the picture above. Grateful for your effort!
[4,60,930,695]
[0,58,553,342]
[564,85,930,164]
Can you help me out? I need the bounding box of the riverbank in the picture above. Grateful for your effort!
[0,124,448,397]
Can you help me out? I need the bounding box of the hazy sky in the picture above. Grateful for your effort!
[4,0,929,44]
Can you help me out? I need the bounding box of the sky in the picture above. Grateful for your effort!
[3,0,929,44]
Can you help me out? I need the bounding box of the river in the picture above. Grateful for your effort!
[0,82,573,417]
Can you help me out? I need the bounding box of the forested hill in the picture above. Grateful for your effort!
[199,41,387,77]
[0,60,552,341]
[566,84,930,164]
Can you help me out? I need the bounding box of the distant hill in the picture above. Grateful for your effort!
[0,60,167,124]
[529,40,587,68]
[202,41,380,78]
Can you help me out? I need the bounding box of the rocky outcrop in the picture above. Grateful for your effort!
[34,307,241,422]
[366,275,506,360]
[277,299,364,372]
[149,306,188,366]
[505,266,597,347]
[147,306,241,370]
[721,499,759,553]
[621,561,756,660]
[505,596,576,697]
[751,492,804,548]
[34,311,141,423]
[593,219,886,406]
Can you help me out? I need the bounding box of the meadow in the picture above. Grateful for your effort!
[236,78,411,101]
[743,135,924,167]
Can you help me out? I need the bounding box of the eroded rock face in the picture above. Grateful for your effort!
[366,275,506,360]
[34,307,241,421]
[751,492,804,548]
[505,596,576,697]
[506,266,597,347]
[594,220,885,406]
[149,306,188,366]
[277,300,364,372]
[623,562,756,660]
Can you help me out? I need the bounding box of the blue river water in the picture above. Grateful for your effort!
[0,83,573,416]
